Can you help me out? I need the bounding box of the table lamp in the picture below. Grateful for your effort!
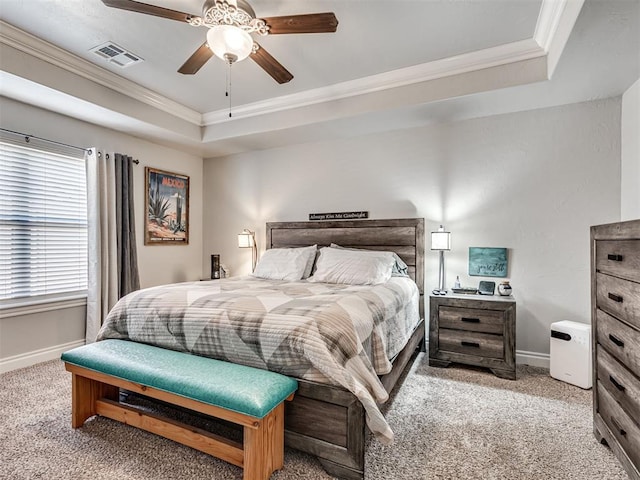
[237,229,257,272]
[431,225,451,294]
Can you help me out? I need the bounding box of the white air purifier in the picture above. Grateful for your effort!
[550,320,592,389]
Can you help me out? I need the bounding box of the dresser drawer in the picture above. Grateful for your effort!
[597,382,640,469]
[596,309,640,374]
[438,306,504,334]
[438,329,504,359]
[596,272,640,329]
[597,345,640,424]
[596,240,640,283]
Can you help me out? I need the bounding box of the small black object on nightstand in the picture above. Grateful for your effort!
[478,281,495,295]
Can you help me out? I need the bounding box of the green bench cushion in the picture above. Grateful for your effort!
[61,339,298,419]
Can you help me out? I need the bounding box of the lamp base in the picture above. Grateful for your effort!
[436,250,447,294]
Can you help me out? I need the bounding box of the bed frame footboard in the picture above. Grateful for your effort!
[284,319,425,480]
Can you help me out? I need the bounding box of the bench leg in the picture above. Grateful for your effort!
[243,402,285,480]
[71,373,119,428]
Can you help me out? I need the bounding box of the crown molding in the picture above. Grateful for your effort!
[534,0,569,52]
[202,38,545,125]
[536,0,585,78]
[0,21,202,126]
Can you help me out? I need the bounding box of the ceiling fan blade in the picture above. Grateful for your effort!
[250,44,293,84]
[261,13,338,34]
[178,42,214,75]
[101,0,194,23]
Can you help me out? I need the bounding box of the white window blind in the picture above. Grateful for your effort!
[0,137,88,304]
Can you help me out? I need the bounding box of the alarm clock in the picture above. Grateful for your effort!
[478,281,496,295]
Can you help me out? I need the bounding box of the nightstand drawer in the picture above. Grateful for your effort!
[597,309,640,373]
[596,272,640,329]
[438,328,504,359]
[597,345,640,424]
[596,240,640,283]
[597,382,640,469]
[438,306,504,334]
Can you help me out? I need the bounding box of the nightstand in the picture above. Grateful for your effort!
[429,293,516,379]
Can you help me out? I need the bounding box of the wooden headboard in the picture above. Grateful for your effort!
[265,218,425,296]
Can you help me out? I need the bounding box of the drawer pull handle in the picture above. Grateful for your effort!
[610,418,627,437]
[609,334,625,348]
[609,375,626,392]
[608,293,623,303]
[461,341,480,348]
[461,317,480,323]
[607,254,623,262]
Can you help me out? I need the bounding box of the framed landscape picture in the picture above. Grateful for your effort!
[144,167,189,245]
[469,247,508,277]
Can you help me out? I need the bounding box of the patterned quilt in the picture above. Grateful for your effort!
[96,276,420,444]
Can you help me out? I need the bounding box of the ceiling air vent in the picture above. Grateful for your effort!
[90,42,143,68]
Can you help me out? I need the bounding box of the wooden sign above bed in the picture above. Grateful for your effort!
[309,211,368,221]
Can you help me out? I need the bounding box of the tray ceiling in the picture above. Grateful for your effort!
[0,0,638,157]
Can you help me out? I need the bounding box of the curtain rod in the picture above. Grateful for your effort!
[0,128,139,164]
[100,152,140,165]
[1,127,91,153]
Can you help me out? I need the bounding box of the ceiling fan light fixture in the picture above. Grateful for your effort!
[207,25,253,63]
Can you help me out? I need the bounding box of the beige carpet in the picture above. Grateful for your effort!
[0,353,628,480]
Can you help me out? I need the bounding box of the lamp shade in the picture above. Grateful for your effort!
[237,231,254,248]
[431,226,451,251]
[207,25,253,63]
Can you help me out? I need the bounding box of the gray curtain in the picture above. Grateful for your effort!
[114,153,140,298]
[86,150,139,343]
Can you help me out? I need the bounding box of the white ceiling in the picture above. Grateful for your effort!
[0,0,638,157]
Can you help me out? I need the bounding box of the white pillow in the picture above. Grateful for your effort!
[308,247,395,285]
[329,243,409,277]
[252,245,317,281]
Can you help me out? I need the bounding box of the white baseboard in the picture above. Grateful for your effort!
[0,339,85,374]
[516,349,550,369]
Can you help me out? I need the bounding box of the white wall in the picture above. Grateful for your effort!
[0,96,624,370]
[0,97,203,371]
[203,98,622,361]
[621,78,640,220]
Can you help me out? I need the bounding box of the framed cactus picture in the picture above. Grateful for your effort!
[144,167,189,245]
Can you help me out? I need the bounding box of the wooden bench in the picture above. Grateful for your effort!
[61,339,298,480]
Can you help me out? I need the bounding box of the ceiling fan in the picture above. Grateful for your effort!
[101,0,339,84]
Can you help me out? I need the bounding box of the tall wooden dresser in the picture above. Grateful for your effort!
[591,219,640,480]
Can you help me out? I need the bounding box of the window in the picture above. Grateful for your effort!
[0,136,88,305]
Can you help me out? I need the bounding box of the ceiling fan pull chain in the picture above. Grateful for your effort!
[226,60,232,118]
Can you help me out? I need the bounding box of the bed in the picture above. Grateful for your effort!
[98,218,425,480]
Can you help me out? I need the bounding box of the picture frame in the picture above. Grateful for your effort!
[144,167,189,245]
[468,247,508,277]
